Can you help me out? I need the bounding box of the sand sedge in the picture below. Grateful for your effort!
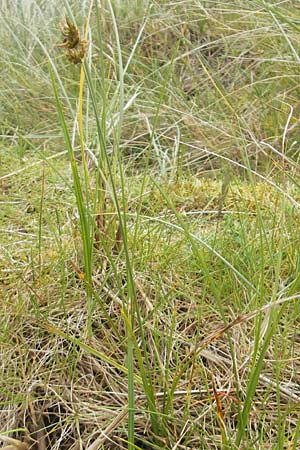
[57,16,88,64]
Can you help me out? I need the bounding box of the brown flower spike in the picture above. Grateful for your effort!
[57,16,87,64]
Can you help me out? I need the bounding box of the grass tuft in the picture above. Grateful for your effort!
[1,1,300,449]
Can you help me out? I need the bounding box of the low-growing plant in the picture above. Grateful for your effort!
[1,1,300,449]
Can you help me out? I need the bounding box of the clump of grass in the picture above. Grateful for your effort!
[1,1,300,449]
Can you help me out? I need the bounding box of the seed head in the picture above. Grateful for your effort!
[57,16,87,64]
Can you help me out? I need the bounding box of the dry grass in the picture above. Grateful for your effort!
[1,1,300,449]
